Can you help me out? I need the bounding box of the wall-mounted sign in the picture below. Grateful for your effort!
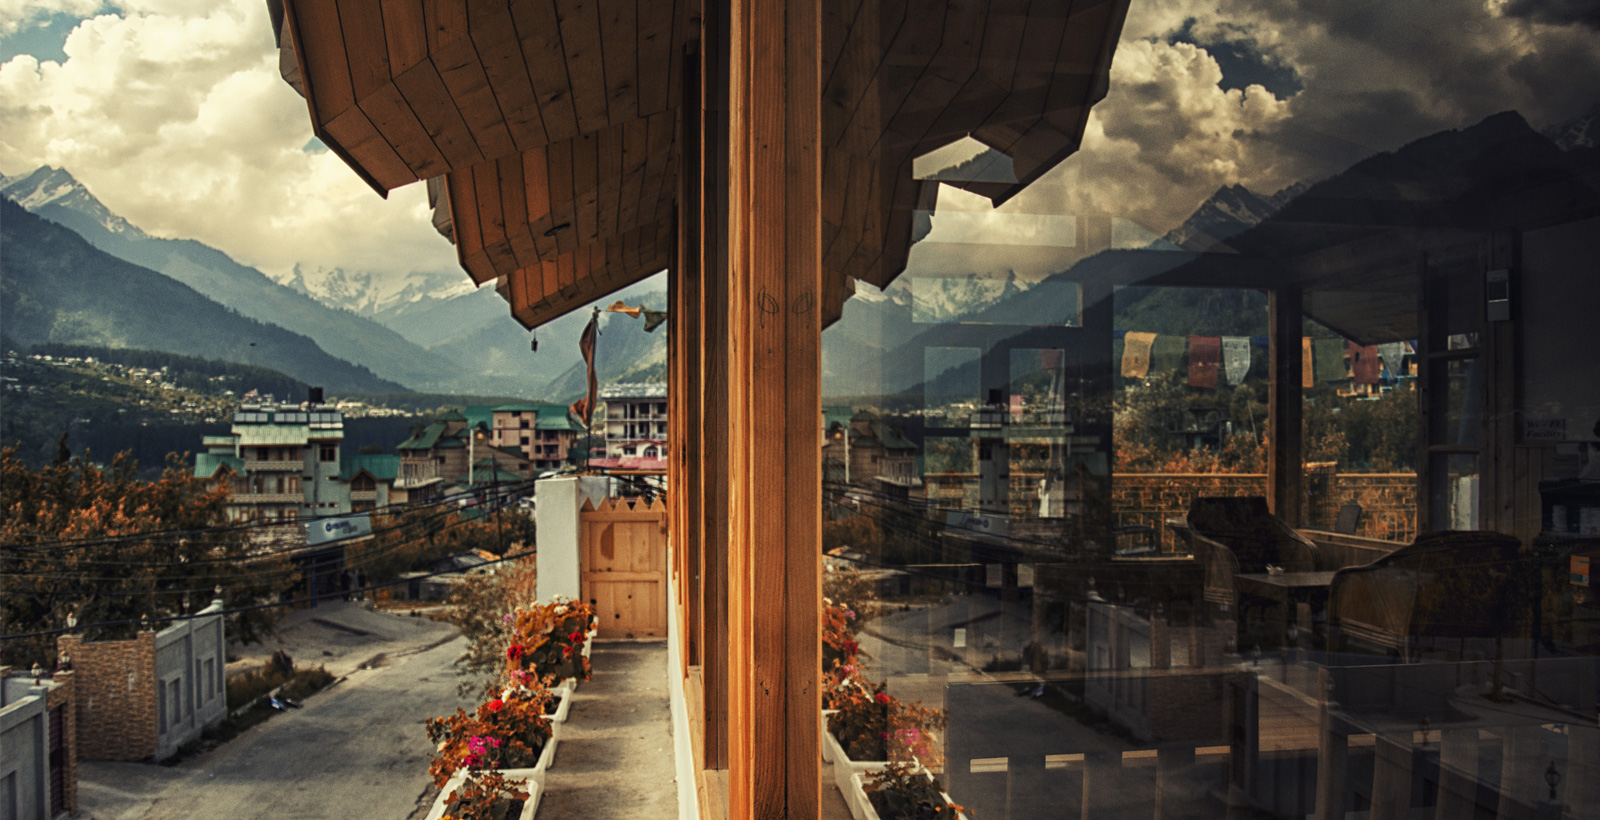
[304,513,372,547]
[1524,418,1567,442]
[1573,555,1590,587]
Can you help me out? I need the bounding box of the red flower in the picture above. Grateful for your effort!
[874,692,891,705]
[485,699,504,712]
[568,630,585,642]
[507,644,525,660]
[561,645,573,657]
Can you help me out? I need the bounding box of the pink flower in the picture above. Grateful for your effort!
[502,614,514,623]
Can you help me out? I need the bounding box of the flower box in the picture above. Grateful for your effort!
[820,710,839,763]
[424,770,542,820]
[546,679,575,726]
[825,730,888,820]
[849,770,966,820]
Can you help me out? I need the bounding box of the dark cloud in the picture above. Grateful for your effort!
[1500,0,1600,31]
[1166,17,1304,100]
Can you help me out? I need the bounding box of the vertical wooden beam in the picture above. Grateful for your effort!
[675,41,705,674]
[726,0,822,816]
[1267,288,1304,527]
[700,0,732,775]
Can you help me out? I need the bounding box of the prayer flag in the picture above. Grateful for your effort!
[1302,337,1315,388]
[1122,332,1156,379]
[1152,335,1186,376]
[1315,338,1347,383]
[1223,337,1251,386]
[1188,336,1221,389]
[569,310,600,429]
[1350,342,1380,385]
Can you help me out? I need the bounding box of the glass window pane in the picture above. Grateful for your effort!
[924,347,982,427]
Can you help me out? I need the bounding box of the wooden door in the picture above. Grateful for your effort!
[581,497,668,638]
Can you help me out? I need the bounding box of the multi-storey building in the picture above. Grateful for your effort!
[487,404,584,473]
[600,383,668,459]
[395,410,534,503]
[193,405,396,522]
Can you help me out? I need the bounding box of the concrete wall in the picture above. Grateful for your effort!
[0,690,49,820]
[55,600,225,762]
[535,475,609,604]
[152,601,228,761]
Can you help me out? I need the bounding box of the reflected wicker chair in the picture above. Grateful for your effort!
[1328,530,1524,658]
[1185,496,1322,614]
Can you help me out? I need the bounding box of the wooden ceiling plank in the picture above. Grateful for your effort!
[358,80,450,179]
[557,251,578,298]
[522,145,554,227]
[636,111,676,240]
[555,0,612,136]
[447,170,483,256]
[381,0,429,75]
[598,0,641,124]
[292,1,356,122]
[497,156,541,270]
[544,135,579,257]
[821,0,905,149]
[393,60,486,169]
[472,160,508,259]
[820,0,864,94]
[572,129,602,246]
[511,0,582,145]
[325,105,414,191]
[617,116,650,235]
[430,35,519,163]
[337,0,390,103]
[468,3,551,152]
[597,120,626,245]
[635,0,674,117]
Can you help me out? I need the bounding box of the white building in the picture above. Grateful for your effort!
[600,383,668,459]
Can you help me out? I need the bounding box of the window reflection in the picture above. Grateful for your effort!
[820,4,1600,819]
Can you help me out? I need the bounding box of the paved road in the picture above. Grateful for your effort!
[79,635,473,820]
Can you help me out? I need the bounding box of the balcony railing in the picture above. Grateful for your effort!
[230,493,303,504]
[245,460,303,472]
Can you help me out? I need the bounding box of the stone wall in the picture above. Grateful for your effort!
[152,603,228,761]
[44,671,76,815]
[55,631,158,761]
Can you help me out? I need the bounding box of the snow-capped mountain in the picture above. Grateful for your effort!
[1162,181,1309,252]
[898,269,1029,323]
[0,166,139,236]
[1543,102,1599,151]
[279,264,477,318]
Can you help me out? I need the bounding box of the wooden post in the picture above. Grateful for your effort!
[700,0,732,774]
[725,0,822,816]
[1313,669,1347,820]
[1435,727,1479,820]
[1268,288,1304,527]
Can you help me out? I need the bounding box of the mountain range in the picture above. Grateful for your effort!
[0,167,670,399]
[822,104,1600,401]
[0,197,405,393]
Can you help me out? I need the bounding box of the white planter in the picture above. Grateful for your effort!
[821,710,839,762]
[848,770,965,820]
[825,729,887,820]
[548,679,575,724]
[425,769,544,820]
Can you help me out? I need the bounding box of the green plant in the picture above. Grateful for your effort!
[864,762,967,820]
[280,666,334,700]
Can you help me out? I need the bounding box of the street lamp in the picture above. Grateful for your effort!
[1545,760,1561,802]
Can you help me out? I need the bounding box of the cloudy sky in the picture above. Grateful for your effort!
[2,0,1597,289]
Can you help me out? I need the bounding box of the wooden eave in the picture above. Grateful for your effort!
[278,0,699,194]
[278,0,1128,331]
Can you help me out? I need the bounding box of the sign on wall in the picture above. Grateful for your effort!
[304,513,372,547]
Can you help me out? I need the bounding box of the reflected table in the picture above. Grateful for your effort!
[1234,571,1337,648]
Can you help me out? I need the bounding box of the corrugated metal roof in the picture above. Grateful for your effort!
[194,453,243,478]
[340,454,399,481]
[599,382,667,400]
[201,435,236,447]
[234,424,310,446]
[397,422,445,450]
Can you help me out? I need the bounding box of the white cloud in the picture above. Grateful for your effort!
[0,0,103,36]
[0,0,458,283]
